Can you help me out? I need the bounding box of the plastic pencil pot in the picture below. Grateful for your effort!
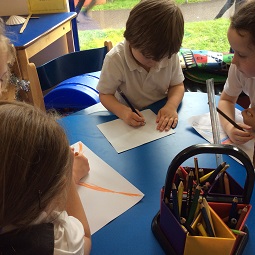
[152,144,254,255]
[209,202,252,255]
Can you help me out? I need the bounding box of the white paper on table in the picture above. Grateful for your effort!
[83,102,108,115]
[97,109,175,153]
[188,109,254,164]
[72,142,144,235]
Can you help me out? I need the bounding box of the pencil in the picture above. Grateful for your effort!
[199,170,214,184]
[218,170,225,194]
[194,196,203,219]
[202,197,216,235]
[216,107,244,131]
[197,223,208,237]
[200,163,228,185]
[78,141,83,154]
[20,14,32,33]
[204,161,226,185]
[230,229,247,236]
[200,203,215,237]
[177,167,185,187]
[180,217,196,236]
[172,183,180,221]
[229,197,238,221]
[118,89,140,116]
[187,184,202,225]
[223,172,231,195]
[186,170,194,217]
[194,157,199,184]
[177,181,184,215]
[235,206,248,230]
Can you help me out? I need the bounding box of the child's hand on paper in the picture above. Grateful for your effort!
[156,105,178,132]
[122,108,145,127]
[72,149,90,184]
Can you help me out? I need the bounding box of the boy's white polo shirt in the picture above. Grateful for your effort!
[97,39,184,109]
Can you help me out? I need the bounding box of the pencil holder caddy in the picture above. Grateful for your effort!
[152,144,254,255]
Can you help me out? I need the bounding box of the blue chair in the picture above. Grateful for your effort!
[26,41,112,112]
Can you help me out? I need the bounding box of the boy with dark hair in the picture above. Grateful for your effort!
[97,0,185,132]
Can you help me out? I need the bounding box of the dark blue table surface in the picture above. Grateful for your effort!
[58,92,254,255]
[4,12,76,48]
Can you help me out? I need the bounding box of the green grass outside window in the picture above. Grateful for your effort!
[78,18,230,53]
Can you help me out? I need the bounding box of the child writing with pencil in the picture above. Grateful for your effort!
[218,1,255,144]
[97,0,185,132]
[0,18,15,98]
[0,101,91,254]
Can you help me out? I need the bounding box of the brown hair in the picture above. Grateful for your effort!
[124,0,184,61]
[0,101,72,229]
[230,1,255,45]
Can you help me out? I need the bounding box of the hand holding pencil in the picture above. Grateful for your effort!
[217,107,253,145]
[118,89,140,116]
[72,143,90,184]
[121,105,145,127]
[117,89,145,127]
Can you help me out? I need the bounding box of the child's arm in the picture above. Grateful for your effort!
[66,179,92,255]
[99,93,145,127]
[218,91,253,144]
[156,83,184,132]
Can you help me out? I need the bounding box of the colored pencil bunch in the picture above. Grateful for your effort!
[221,197,248,235]
[168,166,216,236]
[167,185,215,237]
[165,158,248,237]
[174,160,229,196]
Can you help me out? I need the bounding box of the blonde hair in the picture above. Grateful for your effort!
[0,18,16,92]
[124,0,184,61]
[0,101,72,229]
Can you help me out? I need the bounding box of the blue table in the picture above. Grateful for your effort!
[58,92,254,255]
[6,12,77,80]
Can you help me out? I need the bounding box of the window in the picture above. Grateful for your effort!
[75,0,235,53]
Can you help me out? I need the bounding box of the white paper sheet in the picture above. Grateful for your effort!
[188,109,254,164]
[97,109,175,153]
[72,142,144,235]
